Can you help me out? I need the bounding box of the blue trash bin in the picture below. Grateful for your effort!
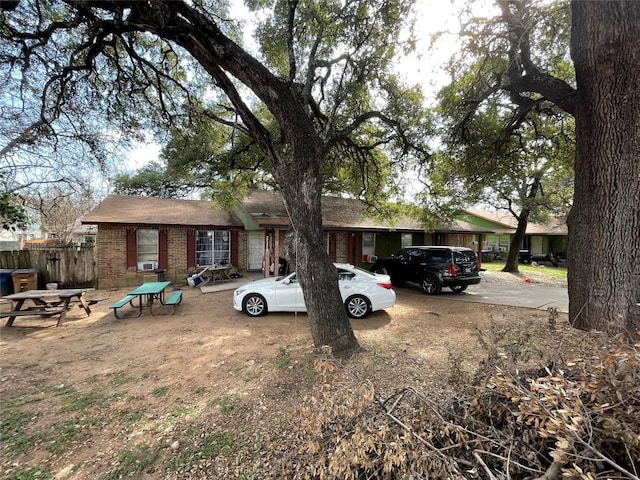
[0,269,15,296]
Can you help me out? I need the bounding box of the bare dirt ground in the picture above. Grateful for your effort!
[1,269,595,480]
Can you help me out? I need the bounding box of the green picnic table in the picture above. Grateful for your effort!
[111,281,175,318]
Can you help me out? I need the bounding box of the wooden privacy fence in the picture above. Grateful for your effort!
[0,246,96,289]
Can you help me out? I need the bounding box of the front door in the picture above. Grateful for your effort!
[247,231,264,271]
[530,236,543,255]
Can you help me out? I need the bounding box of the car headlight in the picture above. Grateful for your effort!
[234,289,246,296]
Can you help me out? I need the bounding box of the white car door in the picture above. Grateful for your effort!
[337,268,358,300]
[274,274,305,310]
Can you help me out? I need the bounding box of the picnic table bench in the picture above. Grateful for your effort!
[0,308,67,325]
[160,290,183,314]
[110,295,137,318]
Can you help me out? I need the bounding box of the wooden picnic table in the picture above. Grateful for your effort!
[198,265,233,284]
[1,289,92,327]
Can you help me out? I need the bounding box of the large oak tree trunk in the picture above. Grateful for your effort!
[568,0,640,337]
[275,131,360,356]
[503,179,540,273]
[503,216,527,273]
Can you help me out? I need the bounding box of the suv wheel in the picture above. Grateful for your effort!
[421,275,442,295]
[450,285,467,294]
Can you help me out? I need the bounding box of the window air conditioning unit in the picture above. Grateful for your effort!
[137,261,158,271]
[363,255,377,263]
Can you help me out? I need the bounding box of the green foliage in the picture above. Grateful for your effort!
[61,389,112,412]
[429,0,575,220]
[0,192,28,231]
[166,433,234,473]
[106,444,160,480]
[155,0,432,206]
[3,468,52,480]
[0,408,44,458]
[112,161,194,198]
[211,394,234,414]
[105,370,135,388]
[151,386,169,397]
[482,260,568,280]
[47,420,80,455]
[157,109,277,201]
[272,346,292,369]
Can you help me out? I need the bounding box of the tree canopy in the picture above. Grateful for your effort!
[0,0,432,354]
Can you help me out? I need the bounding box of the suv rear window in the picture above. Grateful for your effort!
[453,250,476,263]
[424,249,449,262]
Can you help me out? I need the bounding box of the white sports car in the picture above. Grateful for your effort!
[233,263,396,319]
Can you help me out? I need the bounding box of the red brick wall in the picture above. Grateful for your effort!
[96,225,191,288]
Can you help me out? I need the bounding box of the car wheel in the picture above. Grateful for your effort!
[450,285,467,293]
[242,294,267,317]
[345,295,371,319]
[421,275,442,295]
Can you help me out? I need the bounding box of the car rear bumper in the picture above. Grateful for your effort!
[444,276,481,287]
[369,288,396,312]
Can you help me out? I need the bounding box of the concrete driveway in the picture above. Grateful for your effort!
[398,280,569,313]
[200,271,569,314]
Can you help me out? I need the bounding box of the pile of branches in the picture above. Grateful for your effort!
[271,336,639,479]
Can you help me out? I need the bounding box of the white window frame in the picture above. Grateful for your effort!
[196,230,230,266]
[401,233,413,248]
[137,228,158,264]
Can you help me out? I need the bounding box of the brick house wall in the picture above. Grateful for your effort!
[96,225,245,288]
[236,230,249,272]
[335,231,349,262]
[95,225,191,288]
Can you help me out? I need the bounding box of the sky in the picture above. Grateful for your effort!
[124,0,481,171]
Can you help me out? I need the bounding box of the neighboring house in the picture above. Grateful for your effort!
[70,220,97,247]
[81,192,559,288]
[238,190,429,272]
[0,229,25,251]
[461,208,568,258]
[0,228,39,251]
[81,195,245,288]
[81,192,458,288]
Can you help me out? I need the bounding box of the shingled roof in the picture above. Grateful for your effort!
[81,195,243,227]
[83,192,555,235]
[240,190,425,231]
[464,208,568,235]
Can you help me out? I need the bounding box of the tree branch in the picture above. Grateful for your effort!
[497,0,577,116]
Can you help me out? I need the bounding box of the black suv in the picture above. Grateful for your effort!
[370,246,481,295]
